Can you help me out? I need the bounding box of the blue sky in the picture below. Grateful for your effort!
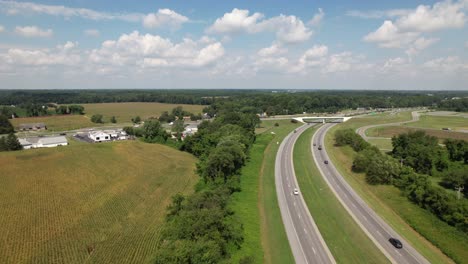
[0,0,467,90]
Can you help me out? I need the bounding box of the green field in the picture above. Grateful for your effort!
[294,126,387,263]
[11,115,104,132]
[407,114,468,131]
[367,126,468,142]
[257,119,300,264]
[367,138,393,150]
[0,140,198,264]
[83,102,206,123]
[325,119,460,263]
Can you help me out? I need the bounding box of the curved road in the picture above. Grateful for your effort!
[275,124,335,264]
[356,111,420,142]
[312,124,430,264]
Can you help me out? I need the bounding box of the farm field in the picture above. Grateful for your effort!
[0,140,198,264]
[82,102,206,123]
[406,114,468,131]
[367,126,468,142]
[10,115,103,132]
[325,117,462,263]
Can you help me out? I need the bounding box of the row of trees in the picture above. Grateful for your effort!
[153,111,260,263]
[55,105,85,115]
[336,129,468,234]
[0,115,14,134]
[0,134,22,151]
[438,98,468,112]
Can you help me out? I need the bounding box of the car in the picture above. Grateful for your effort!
[388,238,403,249]
[294,129,297,133]
[318,145,322,150]
[293,188,299,195]
[324,160,329,164]
[313,143,316,146]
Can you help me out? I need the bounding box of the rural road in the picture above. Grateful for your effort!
[356,111,420,141]
[275,124,335,264]
[312,124,430,264]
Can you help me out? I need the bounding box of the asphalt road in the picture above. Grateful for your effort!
[312,123,430,264]
[275,124,335,264]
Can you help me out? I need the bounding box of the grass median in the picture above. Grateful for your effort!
[293,126,388,263]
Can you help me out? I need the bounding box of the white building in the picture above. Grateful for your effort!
[19,136,68,149]
[88,131,111,142]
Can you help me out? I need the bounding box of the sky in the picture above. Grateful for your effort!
[0,0,467,90]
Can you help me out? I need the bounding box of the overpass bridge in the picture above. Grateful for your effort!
[293,116,352,123]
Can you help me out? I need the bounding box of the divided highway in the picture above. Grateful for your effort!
[312,124,430,264]
[275,124,335,264]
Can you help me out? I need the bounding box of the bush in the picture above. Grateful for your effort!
[90,114,103,123]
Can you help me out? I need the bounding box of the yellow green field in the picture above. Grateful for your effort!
[407,114,468,131]
[11,115,102,132]
[367,126,468,142]
[0,140,198,264]
[82,102,206,123]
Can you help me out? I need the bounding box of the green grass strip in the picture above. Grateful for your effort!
[293,126,388,264]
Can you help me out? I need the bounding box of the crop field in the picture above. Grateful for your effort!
[82,102,206,123]
[11,115,102,132]
[0,140,198,264]
[407,114,468,131]
[367,126,468,141]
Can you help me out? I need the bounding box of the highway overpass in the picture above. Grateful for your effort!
[293,116,352,123]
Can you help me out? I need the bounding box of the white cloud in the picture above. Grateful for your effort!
[14,26,53,37]
[257,44,287,57]
[1,1,189,31]
[207,8,312,44]
[90,31,224,68]
[346,9,412,19]
[0,25,4,32]
[84,29,99,37]
[396,0,466,32]
[405,37,439,58]
[142,9,189,29]
[0,0,142,22]
[423,56,468,72]
[364,20,419,48]
[1,41,80,66]
[308,8,324,26]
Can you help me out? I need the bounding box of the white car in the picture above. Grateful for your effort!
[293,188,299,195]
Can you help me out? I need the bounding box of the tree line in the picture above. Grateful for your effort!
[335,129,468,234]
[0,115,22,151]
[147,108,259,263]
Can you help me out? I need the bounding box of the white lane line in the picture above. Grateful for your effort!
[312,247,317,255]
[362,215,369,222]
[376,230,382,237]
[303,228,307,234]
[351,203,357,209]
[294,202,296,207]
[395,250,403,257]
[298,213,301,219]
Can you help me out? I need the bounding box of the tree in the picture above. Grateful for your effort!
[142,119,168,142]
[110,116,117,123]
[0,133,22,152]
[131,116,141,124]
[91,114,103,123]
[159,111,176,123]
[0,114,14,134]
[171,120,185,139]
[68,105,84,115]
[56,105,69,115]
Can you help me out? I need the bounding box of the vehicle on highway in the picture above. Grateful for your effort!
[293,188,299,195]
[318,145,322,150]
[313,143,316,146]
[389,238,403,249]
[294,129,297,133]
[324,160,328,164]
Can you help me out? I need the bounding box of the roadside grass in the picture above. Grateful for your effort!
[0,140,198,264]
[325,122,460,264]
[351,110,413,131]
[367,125,468,141]
[294,127,388,263]
[367,138,393,150]
[11,115,102,131]
[230,134,271,263]
[406,114,468,131]
[258,119,300,264]
[82,102,205,123]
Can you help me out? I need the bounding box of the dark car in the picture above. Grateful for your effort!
[294,130,297,133]
[324,160,329,164]
[318,145,322,150]
[389,238,403,249]
[313,143,316,146]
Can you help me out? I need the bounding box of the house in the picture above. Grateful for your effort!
[88,131,111,142]
[19,136,68,149]
[19,123,47,131]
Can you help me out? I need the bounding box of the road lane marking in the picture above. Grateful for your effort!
[312,247,317,255]
[376,230,382,237]
[304,228,307,234]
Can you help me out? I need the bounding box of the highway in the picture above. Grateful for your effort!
[275,124,335,264]
[312,123,430,264]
